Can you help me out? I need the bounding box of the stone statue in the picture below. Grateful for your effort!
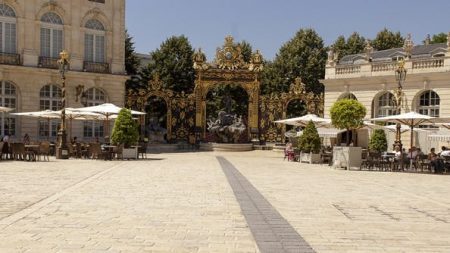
[193,48,208,70]
[207,111,246,143]
[249,50,263,72]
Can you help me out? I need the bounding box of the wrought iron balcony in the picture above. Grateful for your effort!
[83,61,110,74]
[0,52,21,65]
[38,56,59,69]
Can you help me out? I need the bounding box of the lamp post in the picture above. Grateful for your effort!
[393,60,407,151]
[56,50,70,159]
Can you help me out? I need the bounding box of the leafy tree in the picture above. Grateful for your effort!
[111,109,139,147]
[260,60,280,95]
[331,32,366,61]
[368,129,387,153]
[330,99,366,145]
[346,32,366,55]
[298,121,321,153]
[237,40,253,63]
[429,33,448,44]
[125,31,143,91]
[372,28,404,51]
[125,31,141,75]
[262,28,327,95]
[146,35,195,93]
[331,35,347,61]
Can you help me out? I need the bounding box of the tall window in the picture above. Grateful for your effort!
[0,4,16,54]
[83,88,105,138]
[39,84,61,139]
[376,92,398,117]
[1,81,16,136]
[84,19,105,63]
[418,90,440,117]
[40,12,63,58]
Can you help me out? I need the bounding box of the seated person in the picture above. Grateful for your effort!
[416,148,424,157]
[428,148,443,173]
[285,142,295,161]
[406,146,418,160]
[394,146,402,161]
[439,146,450,157]
[23,133,30,145]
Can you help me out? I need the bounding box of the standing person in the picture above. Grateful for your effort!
[2,134,10,159]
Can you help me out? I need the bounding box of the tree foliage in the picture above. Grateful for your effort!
[146,35,195,93]
[111,109,139,147]
[125,31,143,91]
[330,99,366,145]
[331,32,365,61]
[368,129,388,153]
[261,28,327,95]
[429,33,448,44]
[298,121,321,153]
[372,28,404,51]
[237,40,253,63]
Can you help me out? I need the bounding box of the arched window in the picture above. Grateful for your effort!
[338,92,357,100]
[84,19,105,63]
[39,84,61,139]
[0,4,16,54]
[83,88,105,138]
[376,92,398,117]
[40,12,63,58]
[417,90,440,117]
[1,80,16,136]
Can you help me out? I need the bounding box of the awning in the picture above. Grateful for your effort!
[298,128,346,138]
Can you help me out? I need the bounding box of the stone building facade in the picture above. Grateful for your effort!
[0,0,127,142]
[322,34,450,149]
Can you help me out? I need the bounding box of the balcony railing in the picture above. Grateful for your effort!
[38,56,59,69]
[371,62,396,72]
[0,52,20,65]
[336,65,361,75]
[412,58,444,69]
[83,61,110,73]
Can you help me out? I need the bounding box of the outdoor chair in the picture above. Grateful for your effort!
[89,143,103,159]
[112,144,124,160]
[138,142,147,159]
[0,142,3,160]
[417,154,430,173]
[38,141,50,161]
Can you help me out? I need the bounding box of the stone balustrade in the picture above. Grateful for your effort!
[335,65,361,75]
[412,58,444,69]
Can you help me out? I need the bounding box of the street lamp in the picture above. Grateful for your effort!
[393,59,407,150]
[56,50,70,159]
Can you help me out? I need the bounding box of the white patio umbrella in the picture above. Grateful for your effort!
[72,103,146,137]
[0,106,14,112]
[11,110,61,140]
[369,111,435,169]
[274,114,331,127]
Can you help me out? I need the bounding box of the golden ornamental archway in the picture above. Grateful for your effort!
[193,36,264,141]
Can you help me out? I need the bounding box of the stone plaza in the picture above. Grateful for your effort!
[1,151,449,252]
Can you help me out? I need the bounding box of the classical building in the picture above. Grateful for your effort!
[0,0,127,142]
[323,33,450,150]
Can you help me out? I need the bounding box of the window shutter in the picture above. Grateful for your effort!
[95,35,105,62]
[40,28,50,57]
[5,22,16,53]
[85,34,94,61]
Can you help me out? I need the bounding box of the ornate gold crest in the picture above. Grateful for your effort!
[149,73,163,90]
[215,35,245,70]
[289,77,306,95]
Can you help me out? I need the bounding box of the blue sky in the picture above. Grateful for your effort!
[126,0,450,60]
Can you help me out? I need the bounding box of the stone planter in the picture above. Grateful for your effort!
[122,147,138,159]
[332,146,362,170]
[300,152,321,164]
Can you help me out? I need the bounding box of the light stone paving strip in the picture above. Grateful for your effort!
[0,154,259,253]
[217,156,315,253]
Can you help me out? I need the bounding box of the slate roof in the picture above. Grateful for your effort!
[338,43,447,65]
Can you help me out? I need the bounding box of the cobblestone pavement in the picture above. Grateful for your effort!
[0,151,449,252]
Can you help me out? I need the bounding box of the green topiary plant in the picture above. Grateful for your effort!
[111,108,139,148]
[330,98,367,145]
[298,121,321,153]
[369,129,388,153]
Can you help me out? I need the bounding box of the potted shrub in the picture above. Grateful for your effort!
[111,108,139,159]
[330,99,366,169]
[368,129,387,153]
[298,121,321,163]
